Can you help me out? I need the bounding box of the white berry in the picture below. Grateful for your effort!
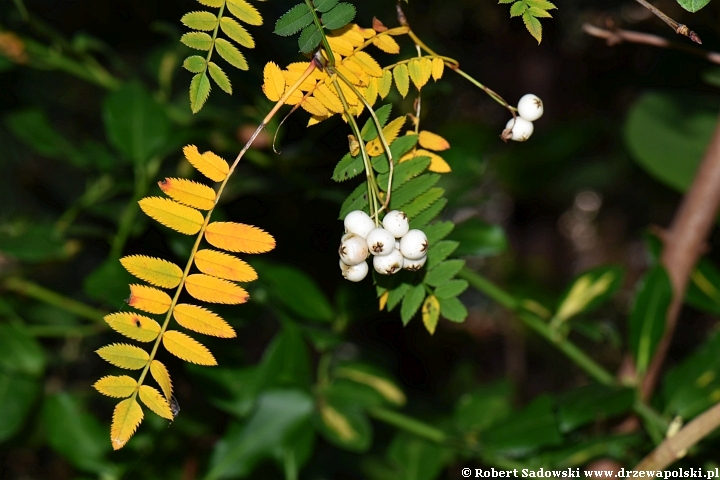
[373,249,404,275]
[366,227,396,256]
[400,229,428,260]
[505,117,534,142]
[339,234,368,266]
[382,210,409,238]
[517,94,543,122]
[340,259,368,282]
[403,254,427,271]
[344,210,375,239]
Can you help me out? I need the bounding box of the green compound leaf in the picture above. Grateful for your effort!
[181,11,218,31]
[190,72,212,114]
[377,156,431,190]
[274,3,314,37]
[321,3,356,30]
[402,187,443,218]
[434,279,469,299]
[181,31,213,50]
[409,198,447,230]
[333,153,364,182]
[226,0,263,25]
[373,134,418,178]
[522,10,543,43]
[183,55,207,73]
[208,62,232,94]
[315,0,339,13]
[425,259,465,287]
[424,221,454,244]
[426,240,459,270]
[438,296,468,323]
[220,17,255,48]
[510,1,527,16]
[677,0,711,12]
[339,182,368,219]
[390,174,440,210]
[215,38,248,70]
[387,283,411,311]
[298,23,322,53]
[360,104,392,141]
[401,284,426,325]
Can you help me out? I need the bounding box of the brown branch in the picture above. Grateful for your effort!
[634,0,701,44]
[582,24,720,65]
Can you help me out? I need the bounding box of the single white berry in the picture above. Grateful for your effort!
[366,227,396,256]
[339,234,368,266]
[505,117,534,142]
[403,254,427,271]
[344,210,375,239]
[517,94,543,122]
[373,249,404,275]
[340,259,368,282]
[400,229,428,260]
[382,210,409,238]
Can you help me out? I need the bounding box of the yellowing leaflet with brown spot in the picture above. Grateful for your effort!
[183,145,229,182]
[205,221,275,253]
[104,312,161,342]
[128,284,172,314]
[96,344,149,370]
[94,375,138,398]
[111,398,143,450]
[120,255,183,289]
[174,303,236,338]
[139,197,204,235]
[185,273,249,304]
[138,385,173,420]
[163,330,217,365]
[422,295,441,335]
[158,177,216,210]
[150,360,173,400]
[262,62,285,102]
[194,249,257,282]
[418,131,450,151]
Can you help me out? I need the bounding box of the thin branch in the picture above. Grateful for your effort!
[582,24,720,65]
[634,0,701,44]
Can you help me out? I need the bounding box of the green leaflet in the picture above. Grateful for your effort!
[339,182,368,219]
[387,282,411,311]
[360,104,392,141]
[372,134,418,176]
[190,72,212,113]
[183,55,206,73]
[226,0,263,25]
[181,31,213,50]
[208,62,232,94]
[434,279,469,299]
[332,153,364,182]
[629,266,672,374]
[390,174,440,210]
[274,4,314,37]
[438,296,468,323]
[314,0,339,13]
[393,64,410,97]
[215,38,248,70]
[181,11,218,31]
[677,0,711,12]
[321,3,356,30]
[401,187,444,218]
[409,198,446,230]
[377,156,431,191]
[424,221,454,245]
[425,260,465,287]
[500,0,556,43]
[401,285,426,325]
[426,240,459,270]
[220,17,255,48]
[299,24,323,53]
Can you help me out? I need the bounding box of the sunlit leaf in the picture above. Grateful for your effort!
[139,385,173,420]
[120,255,183,289]
[208,62,232,94]
[205,222,276,253]
[350,51,383,77]
[220,17,255,48]
[93,375,138,398]
[262,62,286,102]
[181,31,213,50]
[225,0,263,25]
[163,330,217,365]
[174,303,236,337]
[104,312,161,342]
[96,344,149,370]
[215,38,248,70]
[159,177,216,210]
[185,274,249,304]
[183,144,230,182]
[431,57,444,80]
[128,284,172,315]
[189,72,212,113]
[181,11,218,31]
[393,64,409,97]
[139,197,205,235]
[194,249,257,282]
[150,360,173,400]
[111,397,143,450]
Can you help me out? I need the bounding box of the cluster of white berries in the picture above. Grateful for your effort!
[504,93,544,142]
[339,210,429,282]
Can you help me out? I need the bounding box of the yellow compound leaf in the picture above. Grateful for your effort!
[205,221,276,253]
[150,360,173,400]
[111,398,143,450]
[334,80,358,106]
[185,274,249,304]
[313,83,344,114]
[104,312,161,342]
[416,148,451,173]
[301,96,329,117]
[262,62,285,102]
[367,117,406,156]
[378,69,392,99]
[128,284,172,314]
[308,114,331,127]
[364,78,378,107]
[340,61,370,87]
[94,375,138,398]
[352,24,376,39]
[408,59,428,89]
[139,385,173,420]
[327,36,354,57]
[158,177,216,210]
[174,303,236,338]
[96,343,149,370]
[139,197,204,235]
[393,64,410,98]
[194,248,257,282]
[162,330,217,365]
[422,294,441,335]
[372,35,400,54]
[120,255,184,289]
[283,67,316,92]
[418,131,450,151]
[288,61,324,82]
[283,88,304,106]
[225,0,263,26]
[183,145,229,182]
[431,57,445,81]
[350,51,383,77]
[332,25,364,47]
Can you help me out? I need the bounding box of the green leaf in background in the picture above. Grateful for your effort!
[539,433,643,468]
[629,265,672,374]
[335,363,406,406]
[387,432,450,480]
[677,0,711,12]
[686,258,720,315]
[191,365,260,418]
[624,91,720,192]
[298,23,322,53]
[448,218,508,257]
[553,265,624,324]
[317,401,372,452]
[83,258,135,305]
[324,379,387,410]
[482,395,562,454]
[0,371,40,442]
[0,224,74,263]
[453,380,514,433]
[207,389,314,479]
[0,323,45,376]
[253,261,334,322]
[556,384,634,433]
[321,3,356,30]
[5,108,85,167]
[103,82,170,164]
[257,323,312,391]
[274,3,313,37]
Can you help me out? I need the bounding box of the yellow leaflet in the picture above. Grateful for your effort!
[379,291,388,310]
[150,360,173,400]
[422,295,441,335]
[288,61,324,82]
[194,248,257,282]
[301,96,329,117]
[415,148,451,173]
[308,114,330,127]
[386,26,410,36]
[313,83,344,114]
[334,80,358,106]
[283,88,304,106]
[340,61,369,87]
[350,51,383,77]
[431,57,445,81]
[367,117,406,156]
[420,57,433,85]
[262,62,285,102]
[283,68,315,92]
[372,35,400,54]
[120,255,183,289]
[352,24,375,39]
[94,375,138,398]
[393,64,410,98]
[104,312,161,342]
[378,69,392,99]
[225,0,262,26]
[185,273,249,304]
[364,79,378,107]
[320,404,357,441]
[174,303,236,338]
[96,343,149,370]
[205,221,276,253]
[336,367,406,405]
[418,131,450,151]
[183,145,229,182]
[128,284,172,314]
[408,59,427,89]
[331,25,364,47]
[326,36,354,57]
[162,330,217,365]
[139,197,204,235]
[111,397,143,450]
[139,385,173,420]
[158,177,216,210]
